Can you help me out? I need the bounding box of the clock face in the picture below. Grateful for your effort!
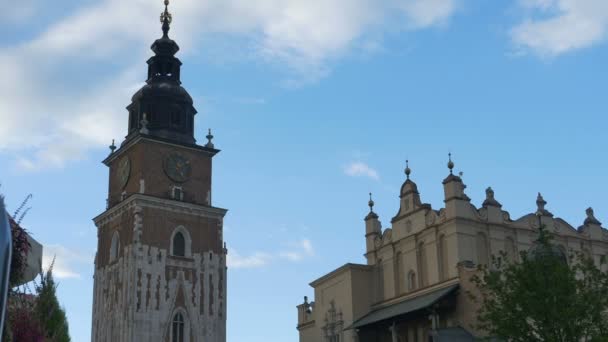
[164,153,192,183]
[117,157,131,189]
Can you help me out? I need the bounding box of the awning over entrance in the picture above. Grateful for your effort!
[349,284,459,330]
[431,327,474,341]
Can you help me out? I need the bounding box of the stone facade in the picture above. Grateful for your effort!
[297,159,608,341]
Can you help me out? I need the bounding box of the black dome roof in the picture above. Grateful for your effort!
[123,3,198,146]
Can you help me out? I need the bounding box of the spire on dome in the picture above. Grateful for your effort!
[442,153,462,184]
[365,193,379,220]
[447,153,454,174]
[124,0,199,146]
[160,0,173,38]
[400,160,419,198]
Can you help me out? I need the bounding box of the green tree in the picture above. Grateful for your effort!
[34,264,70,342]
[471,225,608,342]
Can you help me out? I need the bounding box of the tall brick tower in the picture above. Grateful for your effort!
[91,2,227,341]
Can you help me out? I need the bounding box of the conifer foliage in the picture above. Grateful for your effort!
[34,264,70,342]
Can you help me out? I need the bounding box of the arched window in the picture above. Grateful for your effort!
[394,252,403,294]
[504,237,516,262]
[375,259,384,302]
[437,235,447,281]
[408,270,417,291]
[476,233,489,266]
[109,231,120,263]
[172,312,185,342]
[170,226,192,257]
[173,232,185,257]
[417,242,427,287]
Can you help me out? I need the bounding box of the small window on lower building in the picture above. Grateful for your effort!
[172,186,183,201]
[408,270,417,291]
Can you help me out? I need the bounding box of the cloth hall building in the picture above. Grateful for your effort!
[296,158,608,342]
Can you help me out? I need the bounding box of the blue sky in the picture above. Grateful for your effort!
[1,0,607,341]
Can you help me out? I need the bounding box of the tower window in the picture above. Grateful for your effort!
[110,231,120,263]
[173,232,185,257]
[170,226,192,258]
[172,312,185,342]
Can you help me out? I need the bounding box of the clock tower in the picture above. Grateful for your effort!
[91,2,227,341]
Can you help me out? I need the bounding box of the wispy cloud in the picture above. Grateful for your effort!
[0,0,460,169]
[511,0,608,57]
[279,239,315,261]
[42,244,92,279]
[228,238,315,269]
[344,161,380,180]
[227,251,272,269]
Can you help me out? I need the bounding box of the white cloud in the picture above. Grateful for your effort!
[344,161,380,180]
[227,250,272,269]
[42,244,92,279]
[511,0,608,56]
[0,0,459,169]
[279,238,315,261]
[398,0,458,29]
[229,238,314,268]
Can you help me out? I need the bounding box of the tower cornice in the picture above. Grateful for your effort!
[104,134,220,166]
[94,193,228,227]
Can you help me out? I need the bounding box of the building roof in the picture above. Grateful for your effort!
[348,284,459,330]
[309,263,371,287]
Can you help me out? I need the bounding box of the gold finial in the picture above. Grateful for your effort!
[368,193,375,212]
[405,159,411,179]
[160,0,173,36]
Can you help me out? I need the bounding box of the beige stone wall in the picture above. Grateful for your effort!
[297,265,373,342]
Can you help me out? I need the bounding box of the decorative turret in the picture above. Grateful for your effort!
[124,0,198,146]
[365,193,381,263]
[365,192,379,221]
[392,160,426,222]
[442,154,472,219]
[442,153,466,200]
